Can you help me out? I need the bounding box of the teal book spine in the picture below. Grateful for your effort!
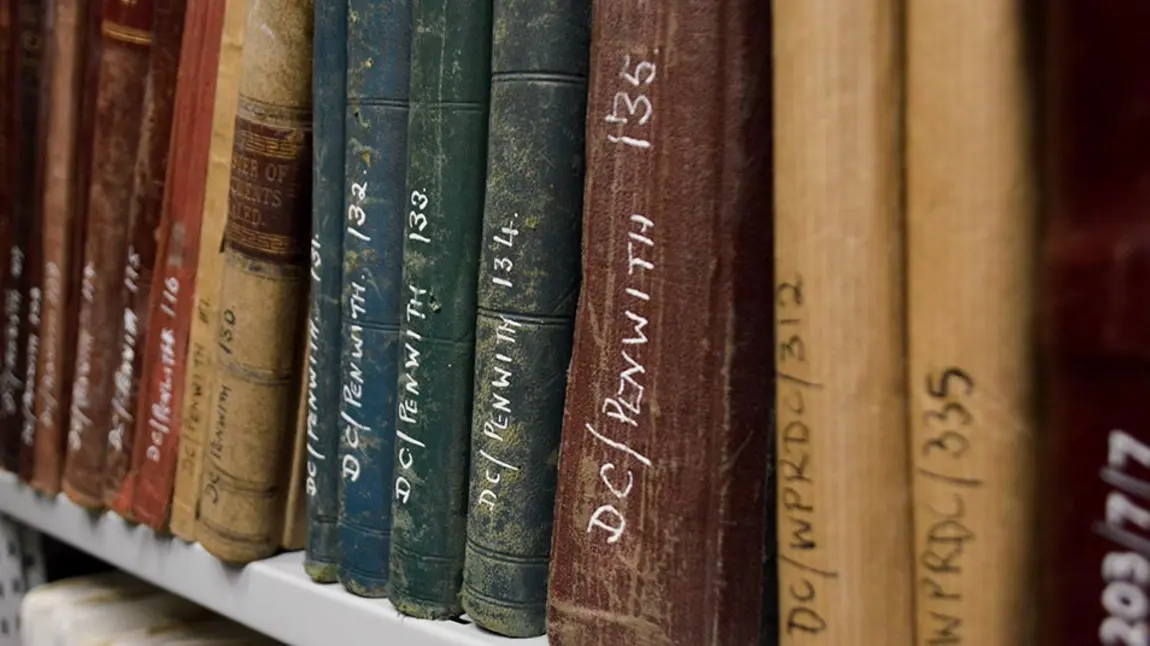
[389,0,493,619]
[336,0,411,598]
[460,0,589,637]
[305,0,347,582]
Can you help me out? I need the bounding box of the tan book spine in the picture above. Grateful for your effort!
[167,0,247,541]
[195,0,312,564]
[773,1,913,644]
[280,340,308,550]
[906,2,1039,645]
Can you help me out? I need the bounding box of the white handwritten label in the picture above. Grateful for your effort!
[1099,429,1150,645]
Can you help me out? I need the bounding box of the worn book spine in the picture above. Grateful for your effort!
[281,339,309,550]
[195,0,313,564]
[0,0,15,473]
[128,0,226,532]
[304,0,346,583]
[29,0,100,489]
[168,0,247,541]
[906,2,1039,645]
[772,1,912,644]
[390,0,492,618]
[103,0,187,516]
[7,0,44,486]
[1042,3,1150,645]
[459,0,588,637]
[335,0,409,597]
[545,2,773,646]
[61,0,155,508]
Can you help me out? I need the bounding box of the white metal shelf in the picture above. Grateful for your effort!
[0,471,546,646]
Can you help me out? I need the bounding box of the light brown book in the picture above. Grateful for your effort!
[195,0,312,564]
[280,341,308,550]
[906,2,1039,645]
[168,0,248,541]
[773,1,913,644]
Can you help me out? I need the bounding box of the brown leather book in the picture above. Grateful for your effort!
[28,0,101,491]
[8,0,46,487]
[1043,3,1150,644]
[545,2,772,645]
[195,0,313,564]
[60,0,154,508]
[279,340,308,550]
[0,0,15,473]
[168,0,246,541]
[127,0,227,531]
[101,0,187,516]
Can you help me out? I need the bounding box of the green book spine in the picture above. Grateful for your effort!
[389,0,493,619]
[460,0,589,637]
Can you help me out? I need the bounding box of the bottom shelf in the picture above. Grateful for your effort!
[0,471,543,646]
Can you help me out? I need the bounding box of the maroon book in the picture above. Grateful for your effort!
[1044,2,1150,644]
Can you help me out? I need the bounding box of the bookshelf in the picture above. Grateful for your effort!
[0,471,544,646]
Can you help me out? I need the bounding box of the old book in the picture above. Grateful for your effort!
[772,1,912,644]
[6,0,45,485]
[280,343,309,550]
[195,0,313,564]
[61,0,155,508]
[335,0,409,597]
[102,0,187,516]
[906,2,1039,645]
[127,0,228,531]
[29,0,101,491]
[304,0,345,583]
[389,0,492,619]
[460,0,588,637]
[1042,2,1150,645]
[0,0,14,473]
[545,1,772,645]
[168,0,247,542]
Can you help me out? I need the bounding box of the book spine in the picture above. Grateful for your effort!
[459,0,588,637]
[30,0,99,489]
[1042,3,1150,645]
[390,0,493,619]
[61,0,154,508]
[773,1,913,644]
[103,0,187,516]
[167,0,247,541]
[195,0,313,564]
[280,341,309,550]
[7,0,43,486]
[546,2,773,646]
[129,0,226,531]
[906,2,1039,645]
[304,0,346,583]
[0,0,15,473]
[333,0,409,597]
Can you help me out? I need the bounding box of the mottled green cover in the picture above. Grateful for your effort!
[305,0,347,582]
[460,0,589,637]
[388,0,493,619]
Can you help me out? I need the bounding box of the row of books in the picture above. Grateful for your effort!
[21,571,278,646]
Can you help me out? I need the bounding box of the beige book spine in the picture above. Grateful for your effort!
[168,0,249,541]
[907,2,1038,645]
[772,1,913,644]
[195,0,313,564]
[280,340,308,550]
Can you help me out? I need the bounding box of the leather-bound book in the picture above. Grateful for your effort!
[1043,3,1150,644]
[195,0,312,564]
[305,0,346,583]
[127,0,227,531]
[8,0,46,482]
[546,1,773,645]
[28,0,101,490]
[389,0,492,619]
[907,2,1039,645]
[102,0,187,517]
[61,0,154,508]
[280,340,309,550]
[460,0,588,637]
[0,0,15,473]
[335,0,409,597]
[168,0,247,541]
